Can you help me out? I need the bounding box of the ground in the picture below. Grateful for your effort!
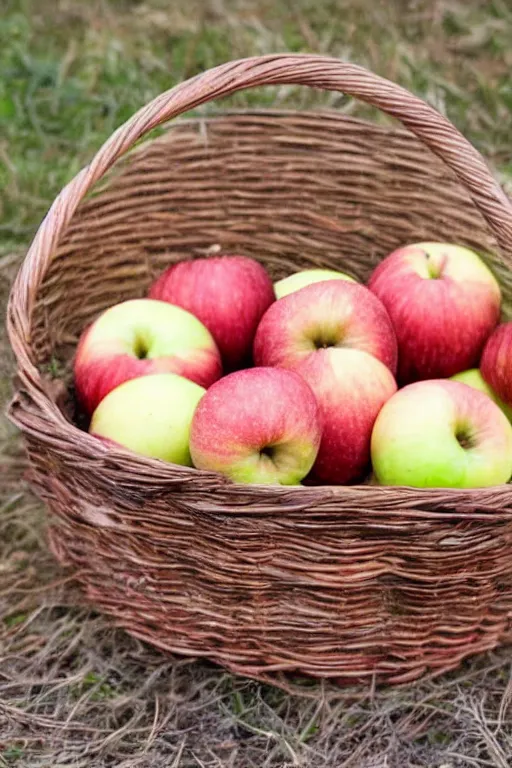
[1,0,512,766]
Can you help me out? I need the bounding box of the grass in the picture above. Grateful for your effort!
[1,0,511,255]
[1,0,512,766]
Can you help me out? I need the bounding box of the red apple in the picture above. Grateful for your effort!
[294,348,397,484]
[189,367,322,485]
[74,298,221,415]
[253,281,397,373]
[149,255,275,370]
[368,242,501,384]
[481,322,512,405]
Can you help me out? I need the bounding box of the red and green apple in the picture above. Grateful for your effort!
[189,367,322,485]
[481,322,512,407]
[253,280,397,374]
[371,379,512,488]
[74,298,221,415]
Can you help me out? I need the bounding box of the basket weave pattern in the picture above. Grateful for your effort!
[7,55,512,685]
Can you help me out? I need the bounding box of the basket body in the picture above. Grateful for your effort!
[9,108,512,686]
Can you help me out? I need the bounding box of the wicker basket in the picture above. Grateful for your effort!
[7,55,512,687]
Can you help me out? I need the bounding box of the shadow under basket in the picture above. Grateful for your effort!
[7,55,512,688]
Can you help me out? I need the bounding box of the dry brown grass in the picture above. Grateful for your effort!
[2,0,512,765]
[2,486,512,767]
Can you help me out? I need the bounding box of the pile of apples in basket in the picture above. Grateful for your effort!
[75,243,512,488]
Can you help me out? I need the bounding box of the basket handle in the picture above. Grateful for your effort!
[8,53,512,391]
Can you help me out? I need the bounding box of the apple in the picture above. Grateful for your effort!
[189,367,322,484]
[253,280,397,373]
[90,372,205,464]
[368,242,501,384]
[149,255,275,370]
[481,322,512,407]
[371,379,512,488]
[274,268,356,299]
[451,368,512,423]
[74,298,221,415]
[294,348,397,484]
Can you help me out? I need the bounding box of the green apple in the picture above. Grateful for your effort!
[371,379,512,488]
[451,368,512,423]
[274,268,356,299]
[90,372,205,464]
